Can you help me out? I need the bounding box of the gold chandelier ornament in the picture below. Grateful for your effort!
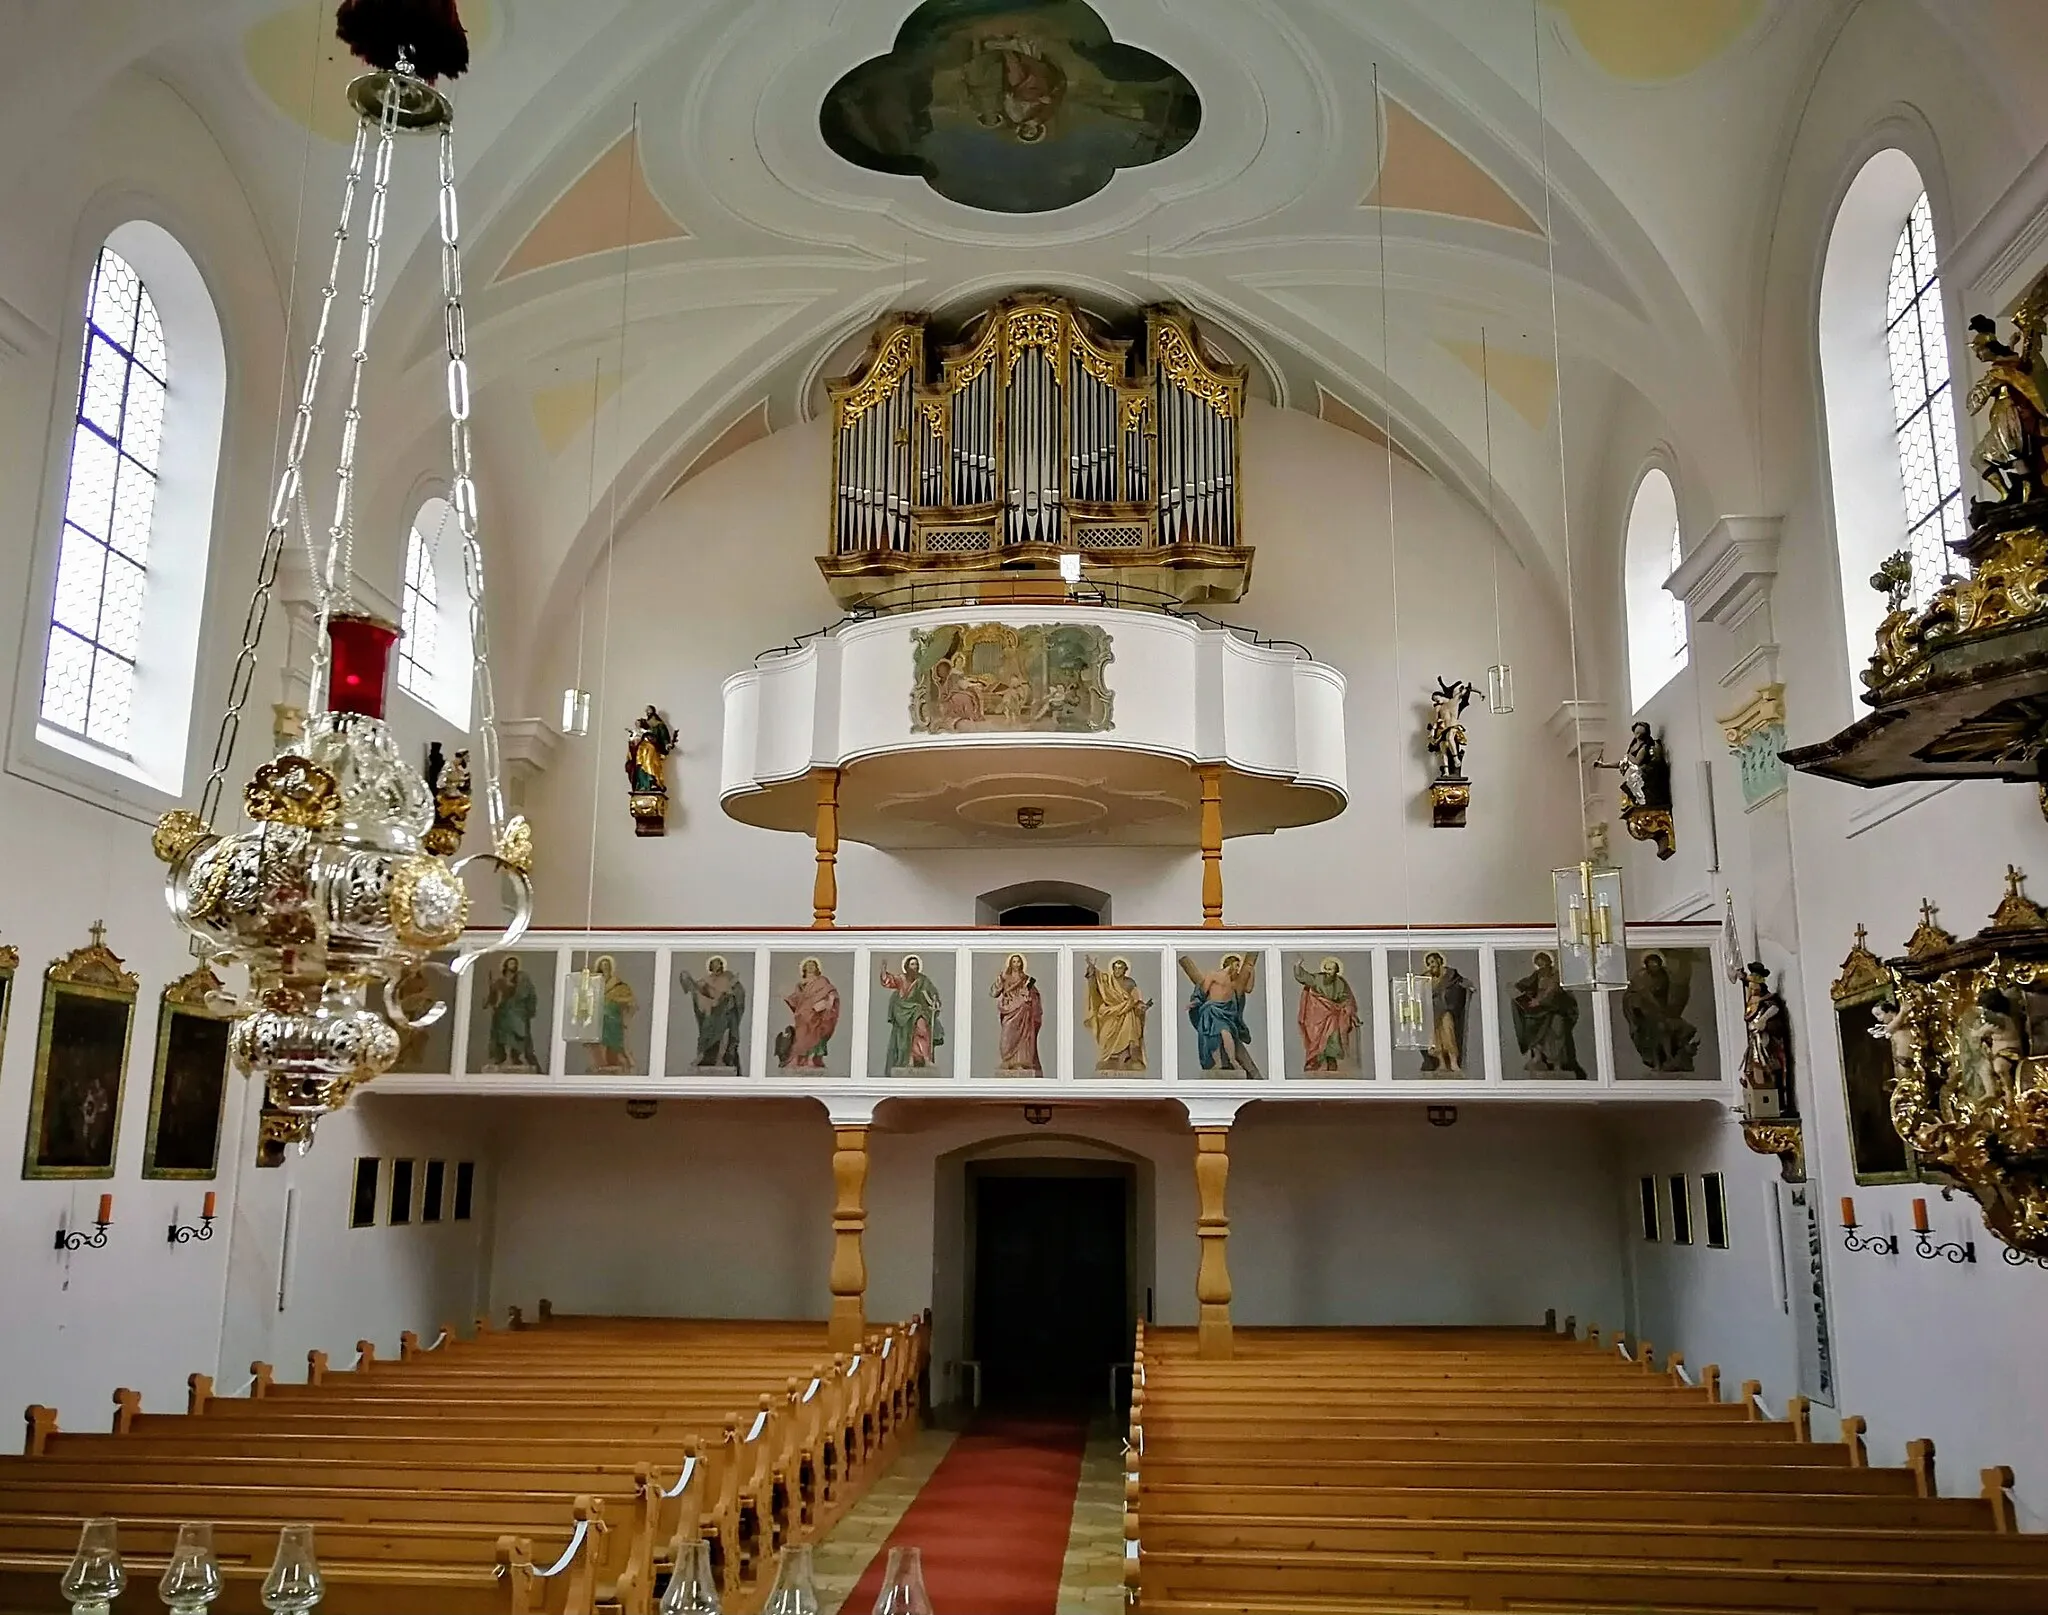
[1881,867,2048,1260]
[153,4,531,1152]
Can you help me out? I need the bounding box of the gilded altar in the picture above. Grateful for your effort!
[819,293,1250,608]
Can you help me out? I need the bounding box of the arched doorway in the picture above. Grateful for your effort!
[975,880,1111,926]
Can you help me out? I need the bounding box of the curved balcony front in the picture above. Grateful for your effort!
[720,603,1346,848]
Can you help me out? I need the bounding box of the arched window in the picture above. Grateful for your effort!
[20,222,225,803]
[1623,468,1686,711]
[1884,192,1963,610]
[1819,151,1959,687]
[395,496,472,730]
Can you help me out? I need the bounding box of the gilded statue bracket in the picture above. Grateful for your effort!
[1742,1118,1805,1183]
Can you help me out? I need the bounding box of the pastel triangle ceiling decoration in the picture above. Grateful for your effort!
[1363,100,1541,236]
[1439,340,1556,431]
[664,400,773,499]
[529,368,624,457]
[497,131,688,282]
[1546,0,1762,82]
[1315,385,1425,472]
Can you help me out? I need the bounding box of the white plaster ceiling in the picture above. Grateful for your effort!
[10,0,2041,714]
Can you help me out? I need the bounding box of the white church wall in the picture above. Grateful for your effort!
[519,403,1585,931]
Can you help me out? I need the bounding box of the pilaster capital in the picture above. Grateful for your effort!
[819,1096,878,1128]
[499,718,563,780]
[1179,1098,1248,1130]
[1667,515,1782,631]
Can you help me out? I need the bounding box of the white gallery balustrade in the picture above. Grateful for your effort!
[372,923,1738,1101]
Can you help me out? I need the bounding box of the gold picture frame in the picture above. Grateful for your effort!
[23,923,138,1181]
[1833,925,1920,1185]
[0,940,18,1085]
[141,966,233,1181]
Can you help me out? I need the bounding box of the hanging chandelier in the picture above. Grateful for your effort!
[152,1,531,1152]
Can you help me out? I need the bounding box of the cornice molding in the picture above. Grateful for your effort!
[1667,515,1782,630]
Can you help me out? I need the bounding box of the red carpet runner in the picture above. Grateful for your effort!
[846,1415,1088,1614]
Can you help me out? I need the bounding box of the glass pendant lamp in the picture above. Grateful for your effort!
[1552,861,1626,990]
[660,1540,721,1614]
[261,1525,324,1613]
[60,1519,123,1615]
[762,1544,820,1615]
[1391,970,1430,1049]
[872,1546,933,1615]
[563,959,605,1041]
[159,1522,224,1613]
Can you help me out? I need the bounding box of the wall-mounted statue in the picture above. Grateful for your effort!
[1966,298,2046,517]
[422,742,471,857]
[625,706,676,837]
[1602,722,1676,860]
[1425,677,1478,828]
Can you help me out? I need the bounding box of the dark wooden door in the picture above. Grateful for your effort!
[972,1173,1129,1406]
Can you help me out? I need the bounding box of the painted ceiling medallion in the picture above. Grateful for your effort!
[820,0,1200,214]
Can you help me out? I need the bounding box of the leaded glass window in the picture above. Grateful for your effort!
[1884,193,1964,611]
[1664,513,1687,662]
[398,516,442,706]
[40,249,168,753]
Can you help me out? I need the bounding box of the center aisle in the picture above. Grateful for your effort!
[839,1414,1090,1614]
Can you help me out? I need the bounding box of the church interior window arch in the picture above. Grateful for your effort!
[396,494,473,731]
[1623,466,1686,712]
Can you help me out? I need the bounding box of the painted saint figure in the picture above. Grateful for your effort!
[1420,951,1472,1074]
[778,958,841,1070]
[991,953,1045,1074]
[1294,957,1360,1073]
[1180,953,1262,1077]
[1622,951,1700,1073]
[1511,951,1585,1078]
[580,955,638,1075]
[483,956,541,1073]
[881,955,945,1074]
[1084,956,1151,1073]
[679,956,747,1073]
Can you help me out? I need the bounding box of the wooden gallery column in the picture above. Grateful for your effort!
[812,767,841,928]
[1196,764,1224,926]
[1194,1126,1234,1358]
[829,1124,869,1352]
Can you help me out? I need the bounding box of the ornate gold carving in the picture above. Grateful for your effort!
[1989,865,2048,931]
[834,325,922,428]
[47,922,139,995]
[1121,393,1151,434]
[0,942,17,973]
[494,815,535,877]
[1906,899,1957,959]
[387,855,470,950]
[1832,925,1889,1005]
[1005,306,1063,356]
[940,318,1002,395]
[1718,683,1788,749]
[1152,316,1240,418]
[1073,330,1126,389]
[243,756,340,830]
[1742,1119,1805,1182]
[1862,523,2048,700]
[1428,779,1471,828]
[152,811,211,866]
[162,965,228,1011]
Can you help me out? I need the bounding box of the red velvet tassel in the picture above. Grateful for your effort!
[335,0,470,82]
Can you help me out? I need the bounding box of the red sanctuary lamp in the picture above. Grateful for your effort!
[147,0,532,1153]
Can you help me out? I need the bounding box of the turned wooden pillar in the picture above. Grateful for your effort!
[828,1126,869,1352]
[1194,1126,1233,1358]
[812,767,842,929]
[1196,764,1224,927]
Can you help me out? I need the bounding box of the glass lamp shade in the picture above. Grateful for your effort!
[560,687,593,737]
[159,1521,224,1612]
[872,1546,933,1615]
[1553,863,1627,990]
[261,1524,324,1613]
[660,1539,721,1614]
[762,1544,820,1615]
[1486,662,1515,714]
[1391,972,1430,1050]
[563,967,605,1041]
[324,612,398,719]
[60,1518,124,1613]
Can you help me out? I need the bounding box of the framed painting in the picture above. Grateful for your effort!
[1495,947,1593,1080]
[23,924,138,1180]
[1608,946,1722,1082]
[466,950,556,1076]
[1075,950,1157,1076]
[1281,952,1372,1078]
[1832,928,1917,1184]
[972,950,1052,1077]
[1390,948,1482,1080]
[564,950,656,1078]
[667,951,755,1077]
[142,966,233,1180]
[871,952,949,1078]
[766,952,854,1077]
[387,952,456,1075]
[1175,950,1263,1078]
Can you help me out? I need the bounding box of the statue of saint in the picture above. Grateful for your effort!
[1294,957,1360,1073]
[1616,723,1671,812]
[679,956,747,1073]
[625,707,676,796]
[580,955,637,1075]
[1967,305,2047,512]
[1735,961,1794,1119]
[1427,678,1477,780]
[1179,953,1262,1077]
[880,955,945,1073]
[422,742,472,857]
[1511,951,1584,1077]
[990,953,1045,1073]
[778,958,841,1070]
[1419,951,1472,1074]
[483,956,540,1073]
[1622,950,1700,1073]
[1084,956,1151,1072]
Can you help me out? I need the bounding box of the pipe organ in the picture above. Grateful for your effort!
[820,294,1251,607]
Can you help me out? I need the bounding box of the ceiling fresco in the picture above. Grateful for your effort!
[818,0,1200,213]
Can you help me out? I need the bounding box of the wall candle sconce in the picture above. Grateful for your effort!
[1838,1195,1898,1257]
[168,1192,219,1245]
[1910,1197,1976,1264]
[2002,1245,2048,1270]
[56,1194,114,1252]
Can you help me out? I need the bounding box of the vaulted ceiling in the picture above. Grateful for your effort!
[7,0,2039,709]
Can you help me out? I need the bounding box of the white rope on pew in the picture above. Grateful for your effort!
[1750,1389,1776,1419]
[803,1377,821,1404]
[747,1409,769,1442]
[533,1518,591,1579]
[425,1329,450,1350]
[883,1337,893,1359]
[226,1374,259,1399]
[661,1454,699,1500]
[1615,1340,1633,1362]
[848,1354,863,1374]
[1672,1359,1693,1386]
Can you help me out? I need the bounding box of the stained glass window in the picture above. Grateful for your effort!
[40,249,168,754]
[1884,193,1964,611]
[398,514,443,706]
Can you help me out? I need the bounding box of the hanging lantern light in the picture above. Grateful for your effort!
[1552,861,1626,990]
[1391,970,1430,1049]
[1486,662,1515,715]
[152,6,531,1153]
[560,687,593,736]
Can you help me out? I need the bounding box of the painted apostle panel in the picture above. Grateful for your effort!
[1176,951,1264,1079]
[769,952,854,1077]
[1496,948,1593,1080]
[1390,949,1482,1080]
[1077,951,1157,1075]
[973,950,1051,1076]
[467,951,555,1076]
[668,952,755,1077]
[873,954,949,1077]
[1283,952,1371,1078]
[1609,946,1721,1082]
